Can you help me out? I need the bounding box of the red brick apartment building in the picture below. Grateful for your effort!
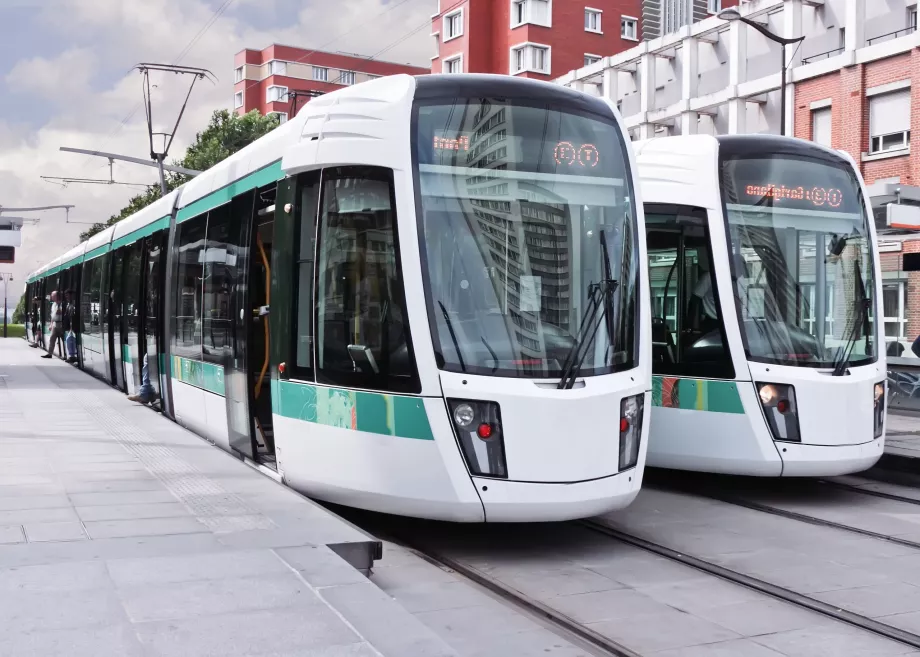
[234,46,429,122]
[430,0,645,79]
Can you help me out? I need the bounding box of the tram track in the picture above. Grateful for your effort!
[378,513,920,655]
[377,529,642,657]
[817,477,920,507]
[578,518,920,651]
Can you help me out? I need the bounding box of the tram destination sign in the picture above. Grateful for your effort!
[724,156,863,215]
[418,102,626,180]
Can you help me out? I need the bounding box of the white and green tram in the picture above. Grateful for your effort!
[25,74,652,521]
[637,134,886,476]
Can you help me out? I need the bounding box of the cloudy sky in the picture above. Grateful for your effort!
[0,0,433,295]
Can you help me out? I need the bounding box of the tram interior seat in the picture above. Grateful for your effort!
[652,317,676,365]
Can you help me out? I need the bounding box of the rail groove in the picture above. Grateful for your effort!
[579,519,920,651]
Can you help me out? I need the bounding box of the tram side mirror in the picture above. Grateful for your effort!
[903,253,920,272]
[828,234,848,257]
[348,344,380,375]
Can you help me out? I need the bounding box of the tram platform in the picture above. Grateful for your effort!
[880,411,920,471]
[0,339,458,657]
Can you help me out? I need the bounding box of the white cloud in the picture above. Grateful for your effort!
[6,47,97,100]
[1,0,433,293]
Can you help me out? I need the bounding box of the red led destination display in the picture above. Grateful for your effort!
[743,184,844,208]
[553,141,600,168]
[433,134,471,151]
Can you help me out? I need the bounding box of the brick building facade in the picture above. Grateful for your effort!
[234,46,428,121]
[430,0,645,79]
[794,50,920,345]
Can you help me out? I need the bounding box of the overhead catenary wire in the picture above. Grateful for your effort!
[82,0,239,169]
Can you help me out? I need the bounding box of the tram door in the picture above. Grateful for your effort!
[104,253,125,390]
[120,244,144,395]
[224,184,277,467]
[144,233,166,410]
[225,191,257,460]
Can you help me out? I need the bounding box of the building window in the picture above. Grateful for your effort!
[266,85,288,103]
[269,60,287,76]
[584,54,602,67]
[234,66,244,83]
[883,281,907,339]
[910,6,918,32]
[339,70,356,86]
[585,8,602,33]
[663,0,689,35]
[313,66,328,82]
[811,107,832,147]
[511,0,551,28]
[443,55,463,74]
[708,0,721,13]
[444,8,463,41]
[233,91,243,109]
[621,16,638,41]
[510,43,551,75]
[869,89,911,154]
[270,112,289,124]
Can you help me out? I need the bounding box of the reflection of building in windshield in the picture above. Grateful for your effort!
[459,100,577,364]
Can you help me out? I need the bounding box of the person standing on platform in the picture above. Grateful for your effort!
[41,290,63,359]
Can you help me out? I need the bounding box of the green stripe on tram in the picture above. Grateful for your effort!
[171,355,226,397]
[271,379,435,441]
[176,160,284,224]
[111,215,171,250]
[652,376,745,414]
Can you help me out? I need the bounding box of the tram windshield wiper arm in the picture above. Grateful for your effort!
[438,301,466,373]
[557,232,618,390]
[831,257,869,377]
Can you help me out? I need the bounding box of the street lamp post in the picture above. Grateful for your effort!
[717,8,805,137]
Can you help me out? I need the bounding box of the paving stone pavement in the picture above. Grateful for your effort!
[0,340,460,657]
[884,412,920,461]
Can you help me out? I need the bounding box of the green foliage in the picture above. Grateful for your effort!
[79,110,280,242]
[12,293,26,324]
[1,325,25,339]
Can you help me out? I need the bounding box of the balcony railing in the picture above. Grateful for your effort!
[867,25,917,46]
[802,47,845,65]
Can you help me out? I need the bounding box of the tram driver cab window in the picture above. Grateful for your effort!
[313,166,419,393]
[645,204,734,379]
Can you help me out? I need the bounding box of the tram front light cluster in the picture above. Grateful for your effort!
[757,383,801,442]
[874,382,885,439]
[619,394,645,471]
[447,399,507,479]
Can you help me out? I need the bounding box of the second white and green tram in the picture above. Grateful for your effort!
[25,74,651,521]
[637,135,886,477]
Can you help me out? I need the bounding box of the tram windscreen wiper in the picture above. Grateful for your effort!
[832,256,869,377]
[557,231,618,390]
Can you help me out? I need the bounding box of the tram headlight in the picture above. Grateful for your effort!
[619,393,645,471]
[756,383,801,443]
[874,382,886,439]
[447,399,507,479]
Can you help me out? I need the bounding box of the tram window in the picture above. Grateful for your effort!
[645,204,734,379]
[202,204,234,364]
[83,259,102,334]
[173,215,207,360]
[314,167,419,393]
[293,172,321,375]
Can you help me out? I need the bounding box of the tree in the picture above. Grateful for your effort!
[12,293,26,324]
[80,110,280,241]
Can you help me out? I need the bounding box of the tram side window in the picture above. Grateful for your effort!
[294,172,321,375]
[83,259,102,334]
[173,215,207,360]
[645,204,734,379]
[314,167,419,392]
[202,204,234,364]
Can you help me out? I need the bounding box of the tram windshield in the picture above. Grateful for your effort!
[414,98,639,378]
[720,153,877,368]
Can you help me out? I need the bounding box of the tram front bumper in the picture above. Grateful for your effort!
[473,471,642,522]
[779,439,884,477]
